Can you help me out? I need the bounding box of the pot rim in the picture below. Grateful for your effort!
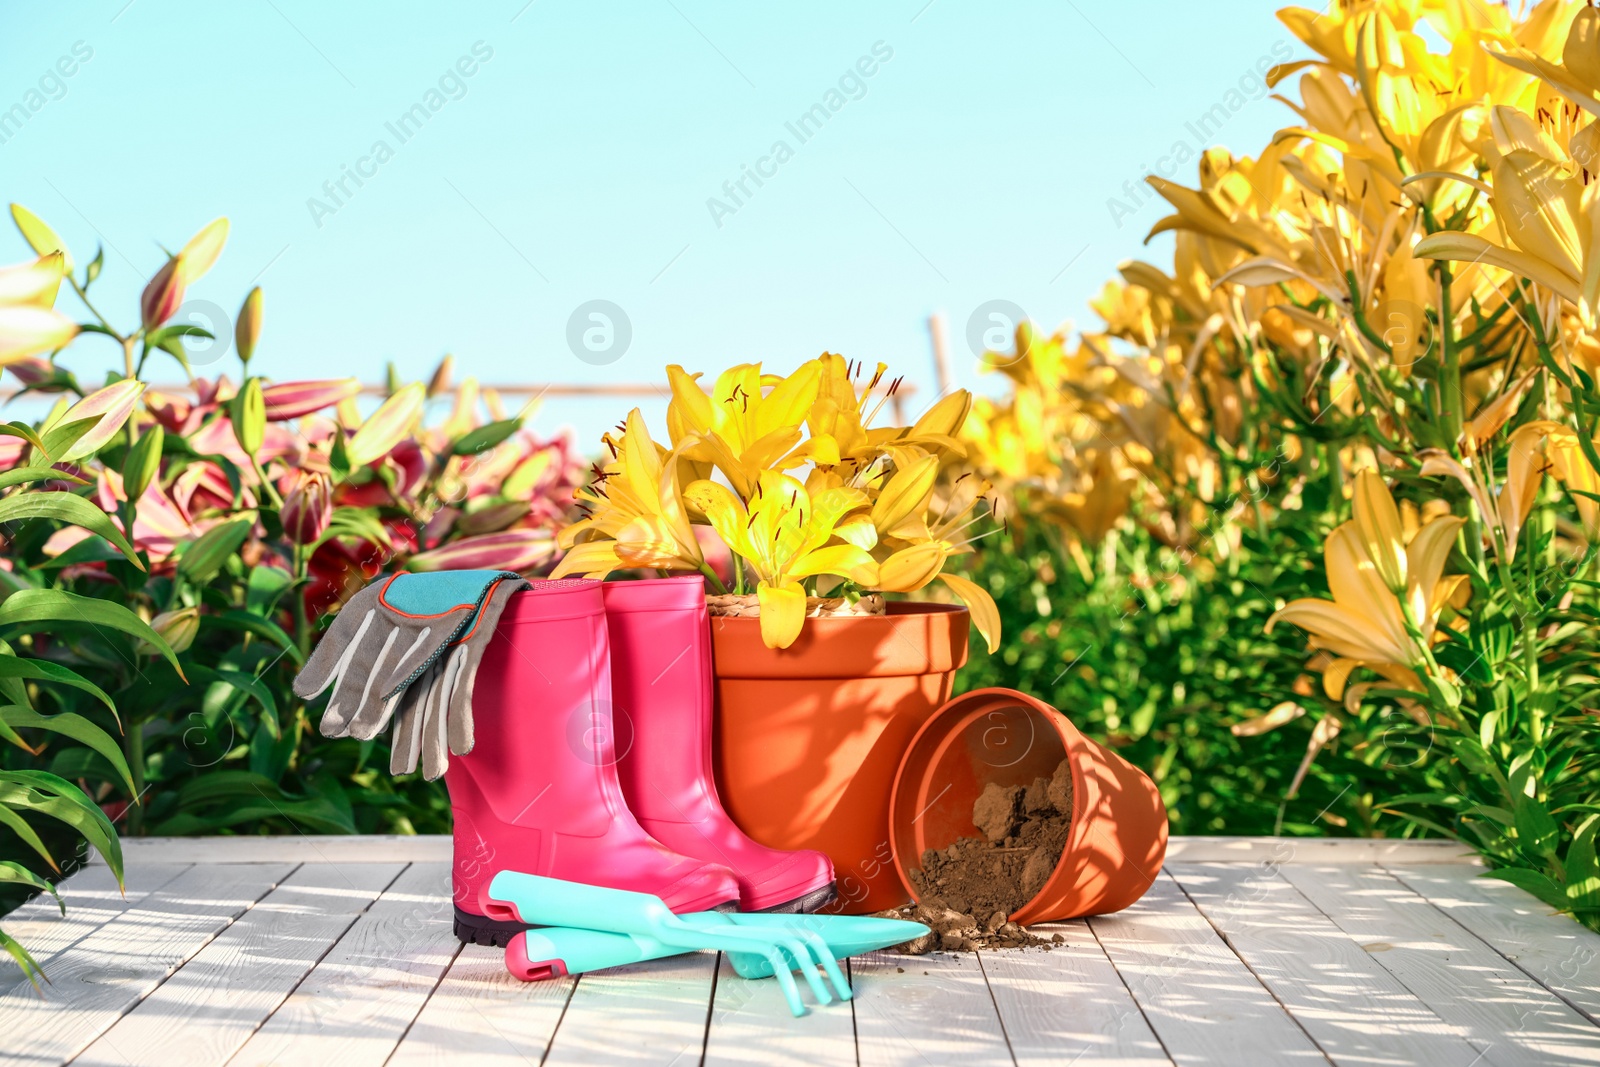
[886,687,1100,925]
[708,602,970,679]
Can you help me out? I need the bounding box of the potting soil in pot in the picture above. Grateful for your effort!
[881,758,1073,953]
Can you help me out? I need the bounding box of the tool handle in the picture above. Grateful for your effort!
[486,870,673,934]
[506,928,680,981]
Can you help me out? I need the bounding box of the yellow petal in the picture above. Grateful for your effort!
[870,455,939,536]
[1405,515,1465,627]
[346,382,424,467]
[938,571,1000,654]
[757,581,806,649]
[1352,469,1406,593]
[790,544,877,585]
[0,253,65,308]
[911,390,972,438]
[551,539,622,579]
[1413,231,1581,305]
[666,365,715,443]
[877,541,947,592]
[1322,658,1361,700]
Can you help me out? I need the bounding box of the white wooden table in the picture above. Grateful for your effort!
[3,836,1599,1066]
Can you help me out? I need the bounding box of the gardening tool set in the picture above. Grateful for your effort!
[302,571,926,1016]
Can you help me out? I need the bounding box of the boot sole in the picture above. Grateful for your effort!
[454,898,743,948]
[755,881,838,915]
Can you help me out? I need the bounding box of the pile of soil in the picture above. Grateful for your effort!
[881,758,1074,953]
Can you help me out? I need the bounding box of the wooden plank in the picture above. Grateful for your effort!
[1280,863,1600,1065]
[228,862,459,1067]
[542,953,718,1066]
[0,862,294,1067]
[1170,862,1487,1066]
[113,836,452,865]
[0,862,190,971]
[851,948,1014,1067]
[70,862,405,1067]
[1386,863,1600,1028]
[387,943,575,1066]
[701,951,857,1067]
[1087,873,1325,1065]
[1164,838,1478,865]
[980,922,1170,1067]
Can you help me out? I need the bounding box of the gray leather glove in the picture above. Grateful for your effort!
[294,571,527,773]
[387,575,524,779]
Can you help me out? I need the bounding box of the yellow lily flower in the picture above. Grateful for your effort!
[684,471,876,649]
[1269,472,1465,703]
[554,408,705,578]
[665,362,820,497]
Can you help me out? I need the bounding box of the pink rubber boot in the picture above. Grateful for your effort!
[603,576,837,913]
[447,577,741,946]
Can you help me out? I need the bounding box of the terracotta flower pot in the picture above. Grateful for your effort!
[889,688,1168,923]
[710,603,969,914]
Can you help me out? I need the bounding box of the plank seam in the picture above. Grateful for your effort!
[847,957,860,1067]
[1079,920,1177,1067]
[971,950,1021,1067]
[696,951,721,1067]
[381,936,466,1067]
[60,861,302,1067]
[1379,861,1600,1031]
[538,969,583,1066]
[217,859,413,1067]
[26,862,195,978]
[1277,862,1501,1063]
[1165,868,1337,1066]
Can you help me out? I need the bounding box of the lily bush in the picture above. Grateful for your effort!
[552,357,1003,651]
[0,207,582,973]
[958,0,1600,929]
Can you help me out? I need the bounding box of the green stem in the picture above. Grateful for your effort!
[125,719,144,836]
[697,559,729,596]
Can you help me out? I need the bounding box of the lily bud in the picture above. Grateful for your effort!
[427,354,454,398]
[408,529,556,573]
[235,286,263,365]
[140,256,185,332]
[122,424,165,501]
[137,606,200,657]
[231,377,266,456]
[281,469,333,544]
[260,378,362,421]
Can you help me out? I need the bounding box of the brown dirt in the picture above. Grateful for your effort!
[880,758,1073,953]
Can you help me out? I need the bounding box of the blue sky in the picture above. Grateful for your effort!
[1,0,1295,448]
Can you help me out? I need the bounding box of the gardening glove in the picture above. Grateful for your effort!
[387,573,525,779]
[294,570,527,749]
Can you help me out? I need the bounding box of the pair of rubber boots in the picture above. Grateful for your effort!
[449,574,836,947]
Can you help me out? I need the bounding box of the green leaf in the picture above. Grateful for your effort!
[0,705,135,794]
[1565,816,1600,910]
[0,926,46,988]
[175,519,252,587]
[0,466,88,491]
[209,610,302,665]
[0,421,46,452]
[246,565,293,617]
[1513,793,1561,862]
[27,417,98,467]
[0,860,62,913]
[1487,867,1571,912]
[451,418,522,456]
[0,491,142,569]
[0,656,116,716]
[0,770,121,878]
[0,590,183,681]
[0,802,55,869]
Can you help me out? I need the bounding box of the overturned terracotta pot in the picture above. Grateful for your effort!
[889,687,1168,923]
[709,603,968,914]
